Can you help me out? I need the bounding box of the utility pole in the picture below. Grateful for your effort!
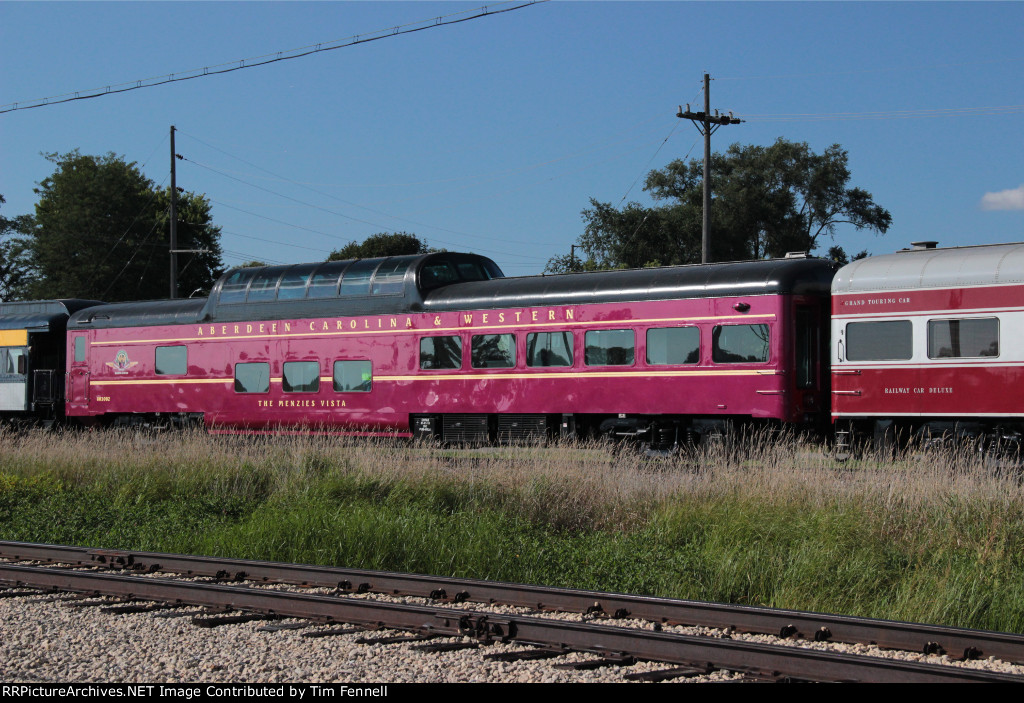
[677,73,743,264]
[169,125,178,298]
[168,126,207,299]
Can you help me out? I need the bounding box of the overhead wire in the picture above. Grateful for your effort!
[175,118,670,250]
[738,104,1024,122]
[177,117,666,202]
[190,159,547,261]
[615,134,702,257]
[86,173,170,296]
[0,1,548,115]
[613,83,703,207]
[100,215,165,299]
[716,56,1024,82]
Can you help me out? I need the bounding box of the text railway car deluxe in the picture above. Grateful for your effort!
[831,241,1024,452]
[0,251,836,448]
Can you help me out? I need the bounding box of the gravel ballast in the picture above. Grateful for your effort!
[3,586,1023,683]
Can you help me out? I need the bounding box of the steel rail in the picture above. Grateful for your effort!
[1,540,1021,665]
[0,562,1019,683]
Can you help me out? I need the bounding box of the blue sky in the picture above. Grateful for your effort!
[2,1,1022,277]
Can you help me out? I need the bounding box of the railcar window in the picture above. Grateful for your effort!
[339,259,381,297]
[334,360,372,392]
[712,324,770,363]
[420,336,462,370]
[646,327,699,365]
[155,346,187,375]
[2,348,26,375]
[928,318,999,359]
[283,361,320,393]
[419,262,459,289]
[526,332,573,367]
[74,337,86,363]
[307,263,346,299]
[10,348,25,375]
[456,261,499,282]
[246,270,280,302]
[471,334,516,368]
[845,321,912,361]
[585,330,635,366]
[234,362,270,393]
[277,267,314,300]
[219,269,257,304]
[372,259,410,295]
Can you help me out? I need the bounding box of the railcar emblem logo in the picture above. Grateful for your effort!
[106,349,139,375]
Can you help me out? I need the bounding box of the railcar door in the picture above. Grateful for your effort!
[67,334,90,411]
[794,302,828,430]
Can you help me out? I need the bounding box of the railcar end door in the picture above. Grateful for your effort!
[795,304,827,428]
[67,335,89,411]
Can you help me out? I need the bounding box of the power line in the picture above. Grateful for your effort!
[85,174,170,295]
[616,134,701,258]
[617,120,682,206]
[184,157,385,230]
[189,157,547,261]
[0,1,548,115]
[739,104,1024,122]
[100,216,164,299]
[221,249,290,266]
[717,56,1024,82]
[376,119,674,211]
[178,117,668,231]
[402,132,675,218]
[178,115,667,191]
[219,229,334,256]
[210,199,349,241]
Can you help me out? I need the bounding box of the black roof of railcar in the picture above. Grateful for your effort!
[69,298,207,329]
[66,254,836,329]
[0,299,105,332]
[422,256,836,312]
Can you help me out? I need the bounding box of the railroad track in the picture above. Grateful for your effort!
[2,541,1023,683]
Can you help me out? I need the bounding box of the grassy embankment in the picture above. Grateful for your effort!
[0,427,1022,633]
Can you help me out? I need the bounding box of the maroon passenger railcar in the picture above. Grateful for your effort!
[64,252,835,448]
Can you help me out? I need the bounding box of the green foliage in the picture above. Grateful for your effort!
[827,244,869,266]
[19,151,224,302]
[548,138,891,272]
[0,195,33,301]
[3,431,1024,632]
[327,232,433,261]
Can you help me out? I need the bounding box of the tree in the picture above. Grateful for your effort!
[0,195,33,301]
[154,187,224,299]
[327,232,432,261]
[20,151,223,302]
[547,138,891,272]
[827,245,868,266]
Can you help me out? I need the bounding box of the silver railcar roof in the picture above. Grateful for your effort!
[832,242,1024,294]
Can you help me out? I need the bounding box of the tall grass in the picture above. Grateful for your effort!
[1,426,1022,631]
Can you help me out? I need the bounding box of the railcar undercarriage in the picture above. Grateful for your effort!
[409,412,751,452]
[835,418,1024,462]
